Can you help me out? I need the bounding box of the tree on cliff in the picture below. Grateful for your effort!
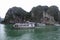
[3,7,28,23]
[30,5,49,22]
[3,5,60,24]
[42,6,49,12]
[47,6,59,22]
[58,11,60,23]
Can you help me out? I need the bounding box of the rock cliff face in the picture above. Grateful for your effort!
[3,5,60,24]
[30,5,59,23]
[3,7,29,24]
[30,6,49,22]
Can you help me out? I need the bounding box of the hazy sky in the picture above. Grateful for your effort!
[0,0,60,18]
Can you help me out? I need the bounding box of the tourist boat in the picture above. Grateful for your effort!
[13,22,35,29]
[37,23,46,26]
[54,24,60,26]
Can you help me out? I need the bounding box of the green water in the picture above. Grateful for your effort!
[0,24,60,40]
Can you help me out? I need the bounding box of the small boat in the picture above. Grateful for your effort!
[13,22,35,29]
[37,23,46,26]
[54,24,60,26]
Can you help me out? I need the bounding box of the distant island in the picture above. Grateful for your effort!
[1,5,60,24]
[0,17,4,23]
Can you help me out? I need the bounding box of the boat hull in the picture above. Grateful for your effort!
[13,23,35,29]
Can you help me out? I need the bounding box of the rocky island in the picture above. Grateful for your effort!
[2,5,60,25]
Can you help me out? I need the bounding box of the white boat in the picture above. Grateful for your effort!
[54,24,60,26]
[13,22,35,29]
[37,23,46,26]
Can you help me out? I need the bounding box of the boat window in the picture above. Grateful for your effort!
[15,25,18,27]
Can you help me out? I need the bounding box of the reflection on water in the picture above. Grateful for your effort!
[0,24,60,40]
[0,24,6,40]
